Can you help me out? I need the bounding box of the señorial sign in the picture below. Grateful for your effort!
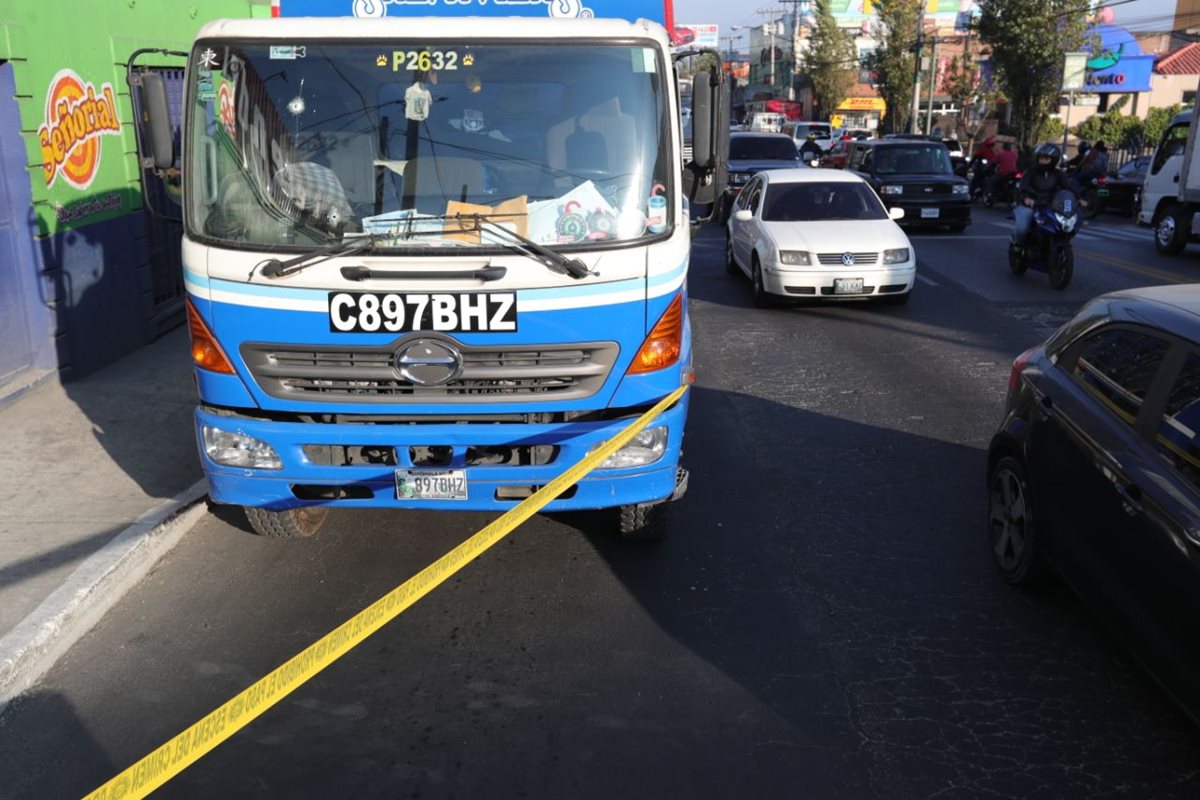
[37,69,122,190]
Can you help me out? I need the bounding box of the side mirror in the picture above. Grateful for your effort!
[680,52,729,220]
[889,206,905,220]
[734,208,753,222]
[135,71,175,170]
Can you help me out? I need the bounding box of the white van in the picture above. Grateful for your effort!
[783,121,834,152]
[749,112,787,133]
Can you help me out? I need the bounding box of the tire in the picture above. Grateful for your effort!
[1155,203,1188,255]
[983,189,995,208]
[987,455,1048,585]
[725,232,739,275]
[1049,242,1074,291]
[1007,242,1028,275]
[244,506,328,538]
[750,255,776,308]
[618,501,669,541]
[1081,188,1102,220]
[718,195,732,225]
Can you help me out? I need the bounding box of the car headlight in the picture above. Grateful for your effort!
[728,172,752,185]
[779,250,811,266]
[952,184,969,195]
[880,185,903,195]
[203,426,283,470]
[598,426,668,469]
[882,247,911,264]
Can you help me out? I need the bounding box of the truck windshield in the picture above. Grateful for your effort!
[186,41,671,250]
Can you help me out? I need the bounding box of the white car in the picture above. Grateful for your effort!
[724,168,916,307]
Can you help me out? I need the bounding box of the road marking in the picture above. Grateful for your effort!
[83,385,689,800]
[916,274,939,286]
[1076,249,1192,284]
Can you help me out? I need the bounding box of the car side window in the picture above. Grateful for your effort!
[737,178,759,210]
[745,183,764,214]
[1070,328,1171,425]
[1151,124,1189,176]
[1155,352,1200,490]
[859,149,874,172]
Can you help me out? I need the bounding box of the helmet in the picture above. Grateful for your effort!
[1077,139,1090,153]
[1094,140,1108,152]
[1034,143,1061,169]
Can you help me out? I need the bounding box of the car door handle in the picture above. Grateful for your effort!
[1174,174,1180,183]
[1034,393,1054,416]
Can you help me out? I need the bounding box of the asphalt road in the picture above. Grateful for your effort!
[4,207,1200,799]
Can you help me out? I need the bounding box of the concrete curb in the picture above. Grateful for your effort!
[0,480,209,712]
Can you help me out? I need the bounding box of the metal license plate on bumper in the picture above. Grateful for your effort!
[396,469,467,500]
[834,278,865,294]
[329,291,517,333]
[920,207,940,218]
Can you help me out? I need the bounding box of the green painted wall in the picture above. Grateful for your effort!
[0,0,271,236]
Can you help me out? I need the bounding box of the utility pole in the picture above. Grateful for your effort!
[909,24,924,134]
[925,35,939,136]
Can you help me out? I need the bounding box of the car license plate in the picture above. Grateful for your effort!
[1097,188,1110,197]
[395,469,467,500]
[834,278,864,294]
[329,291,517,333]
[921,207,940,218]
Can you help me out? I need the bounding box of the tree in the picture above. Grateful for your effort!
[803,0,857,120]
[866,0,923,135]
[976,0,1091,150]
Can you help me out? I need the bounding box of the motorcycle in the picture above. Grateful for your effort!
[1007,189,1078,291]
[984,172,1021,208]
[1074,174,1109,219]
[968,157,993,202]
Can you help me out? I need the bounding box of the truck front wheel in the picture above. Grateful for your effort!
[618,501,670,541]
[245,506,328,538]
[1155,204,1189,255]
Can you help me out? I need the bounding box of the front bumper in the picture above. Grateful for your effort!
[197,395,688,512]
[886,200,971,226]
[761,262,916,298]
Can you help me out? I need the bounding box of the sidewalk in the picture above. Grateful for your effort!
[0,327,207,706]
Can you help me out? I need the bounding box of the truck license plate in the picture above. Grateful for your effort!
[329,291,517,333]
[834,278,864,294]
[921,207,940,218]
[395,469,467,500]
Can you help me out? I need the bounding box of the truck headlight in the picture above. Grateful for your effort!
[598,426,667,469]
[881,185,903,195]
[882,247,911,264]
[779,250,811,265]
[203,426,283,470]
[952,184,969,195]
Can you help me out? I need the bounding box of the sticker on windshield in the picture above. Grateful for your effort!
[390,50,460,72]
[270,46,307,60]
[633,47,656,74]
[328,291,517,333]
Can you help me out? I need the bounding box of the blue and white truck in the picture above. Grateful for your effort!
[130,0,727,538]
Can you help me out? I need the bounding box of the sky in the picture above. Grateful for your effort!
[672,0,1184,53]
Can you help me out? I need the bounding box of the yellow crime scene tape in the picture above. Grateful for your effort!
[85,384,689,800]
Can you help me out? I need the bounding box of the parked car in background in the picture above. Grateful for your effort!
[1104,155,1152,217]
[988,285,1200,724]
[719,132,805,221]
[846,139,971,232]
[724,168,914,307]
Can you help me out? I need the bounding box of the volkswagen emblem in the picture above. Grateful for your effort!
[395,339,462,386]
[841,252,855,266]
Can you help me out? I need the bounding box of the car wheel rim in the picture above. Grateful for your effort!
[1158,216,1176,245]
[989,467,1028,573]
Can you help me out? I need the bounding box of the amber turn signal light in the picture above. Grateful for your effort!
[186,297,236,374]
[628,293,683,374]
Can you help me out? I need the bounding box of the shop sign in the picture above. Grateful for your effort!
[37,69,122,190]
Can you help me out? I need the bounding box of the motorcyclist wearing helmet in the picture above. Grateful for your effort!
[1064,139,1090,171]
[1012,143,1071,250]
[799,132,823,162]
[1069,140,1109,194]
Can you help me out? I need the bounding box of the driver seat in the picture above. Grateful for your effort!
[545,96,636,190]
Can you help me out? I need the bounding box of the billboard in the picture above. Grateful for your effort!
[674,23,720,48]
[819,0,979,25]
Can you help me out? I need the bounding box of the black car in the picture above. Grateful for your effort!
[988,285,1200,722]
[847,140,970,231]
[1103,155,1152,217]
[720,132,803,221]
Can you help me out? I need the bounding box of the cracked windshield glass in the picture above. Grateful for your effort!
[187,42,671,249]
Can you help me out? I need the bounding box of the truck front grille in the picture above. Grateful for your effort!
[241,338,619,403]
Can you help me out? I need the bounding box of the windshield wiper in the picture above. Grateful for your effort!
[450,213,594,280]
[255,234,381,280]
